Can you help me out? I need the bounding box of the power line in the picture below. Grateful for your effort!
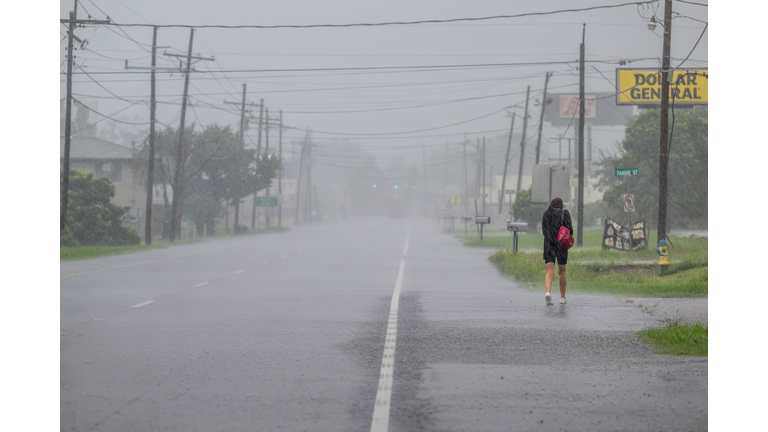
[101,2,658,29]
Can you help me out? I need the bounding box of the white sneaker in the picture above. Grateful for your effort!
[545,292,553,305]
[560,297,567,304]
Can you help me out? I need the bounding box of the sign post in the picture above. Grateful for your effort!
[505,189,515,214]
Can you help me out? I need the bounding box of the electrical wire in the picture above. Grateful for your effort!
[102,2,658,29]
[675,23,708,69]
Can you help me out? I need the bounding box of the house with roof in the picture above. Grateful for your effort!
[60,136,163,241]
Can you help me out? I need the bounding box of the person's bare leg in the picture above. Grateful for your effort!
[558,264,567,299]
[545,262,555,293]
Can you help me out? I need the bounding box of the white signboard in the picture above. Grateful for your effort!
[622,194,635,213]
[532,164,570,203]
[559,94,596,118]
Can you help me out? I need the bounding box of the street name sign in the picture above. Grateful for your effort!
[615,168,639,177]
[253,196,278,207]
[505,189,516,195]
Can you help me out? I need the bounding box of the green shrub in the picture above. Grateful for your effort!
[62,169,140,246]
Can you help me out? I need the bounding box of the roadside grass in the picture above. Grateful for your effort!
[488,248,707,297]
[636,323,708,356]
[61,225,290,262]
[60,242,170,262]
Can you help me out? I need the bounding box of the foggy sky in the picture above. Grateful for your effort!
[58,0,708,180]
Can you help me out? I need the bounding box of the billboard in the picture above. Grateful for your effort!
[559,94,596,118]
[544,92,633,126]
[616,68,708,106]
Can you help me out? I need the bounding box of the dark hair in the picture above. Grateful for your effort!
[546,197,564,212]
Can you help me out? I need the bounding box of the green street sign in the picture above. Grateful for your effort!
[615,168,639,177]
[505,189,516,195]
[253,196,278,207]
[481,194,489,198]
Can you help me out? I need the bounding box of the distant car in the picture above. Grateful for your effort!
[390,209,402,219]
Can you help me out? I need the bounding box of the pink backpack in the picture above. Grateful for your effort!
[557,210,574,249]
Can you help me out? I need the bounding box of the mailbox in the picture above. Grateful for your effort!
[506,221,528,232]
[475,216,491,224]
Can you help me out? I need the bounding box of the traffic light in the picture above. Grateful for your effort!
[373,184,377,188]
[394,184,398,189]
[411,184,416,188]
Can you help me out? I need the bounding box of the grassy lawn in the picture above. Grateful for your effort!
[636,323,708,356]
[461,226,707,298]
[61,225,290,262]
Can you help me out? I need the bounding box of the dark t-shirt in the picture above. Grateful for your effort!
[541,209,573,248]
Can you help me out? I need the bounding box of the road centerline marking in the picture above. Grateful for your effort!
[234,270,244,274]
[370,252,407,432]
[194,282,209,287]
[130,300,155,308]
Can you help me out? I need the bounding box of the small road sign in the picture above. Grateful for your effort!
[622,194,635,212]
[505,189,516,195]
[615,168,639,177]
[450,196,461,205]
[481,194,489,198]
[254,196,278,207]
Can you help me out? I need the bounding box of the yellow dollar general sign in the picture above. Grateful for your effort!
[616,68,708,106]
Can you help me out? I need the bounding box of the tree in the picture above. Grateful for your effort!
[61,169,140,246]
[594,107,707,229]
[511,187,547,233]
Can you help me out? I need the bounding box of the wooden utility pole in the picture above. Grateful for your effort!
[516,86,531,193]
[498,112,515,214]
[60,3,110,232]
[577,24,586,247]
[252,99,264,228]
[167,30,213,241]
[295,130,307,225]
[265,108,271,227]
[535,72,552,164]
[278,110,283,227]
[482,137,486,215]
[657,0,673,243]
[462,136,468,213]
[169,29,194,242]
[144,26,158,245]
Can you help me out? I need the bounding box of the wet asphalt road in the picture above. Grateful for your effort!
[61,217,707,432]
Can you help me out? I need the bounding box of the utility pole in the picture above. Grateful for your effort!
[482,137,486,215]
[295,130,308,225]
[535,72,552,164]
[60,4,110,232]
[577,24,586,247]
[167,29,213,242]
[265,108,271,227]
[144,26,158,245]
[305,133,313,223]
[657,0,673,243]
[278,110,283,227]
[462,136,468,213]
[422,143,428,213]
[252,99,264,228]
[516,86,531,193]
[498,112,516,214]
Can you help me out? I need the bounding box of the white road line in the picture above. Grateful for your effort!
[261,261,271,265]
[234,270,244,274]
[403,237,410,256]
[131,300,155,308]
[281,255,289,259]
[194,282,209,287]
[370,258,406,432]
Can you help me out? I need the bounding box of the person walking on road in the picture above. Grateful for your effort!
[541,197,573,305]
